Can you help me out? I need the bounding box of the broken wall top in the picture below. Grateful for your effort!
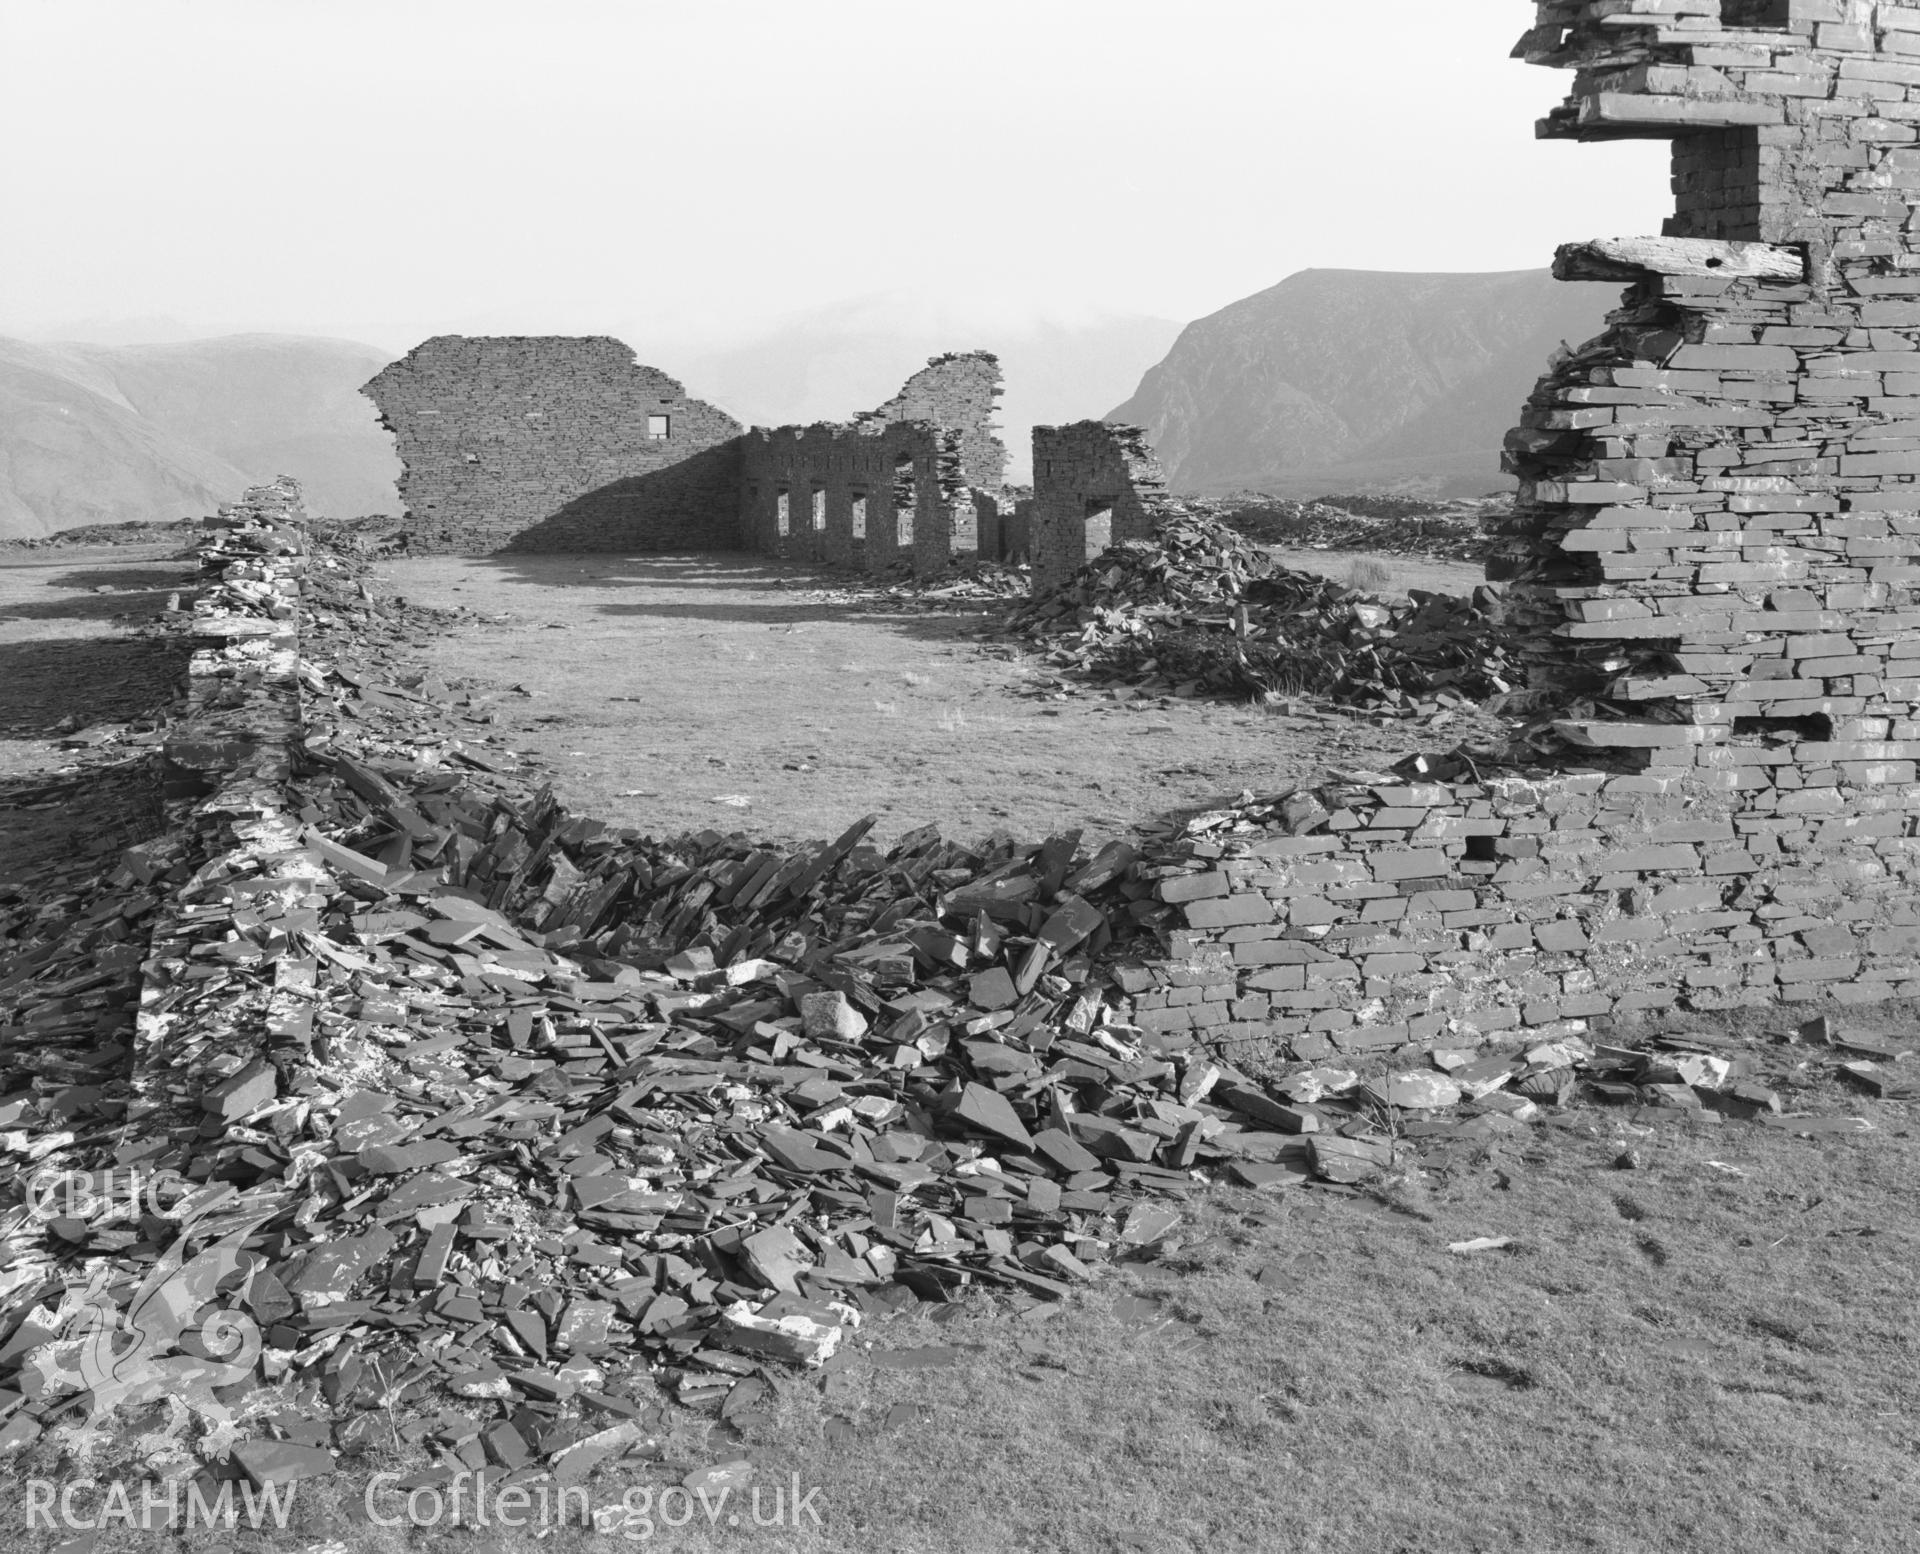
[859,351,1007,493]
[1498,0,1920,771]
[1033,420,1174,491]
[1518,2,1920,252]
[363,336,734,422]
[358,336,745,553]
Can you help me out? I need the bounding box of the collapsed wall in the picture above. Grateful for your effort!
[1500,0,1920,780]
[361,337,743,554]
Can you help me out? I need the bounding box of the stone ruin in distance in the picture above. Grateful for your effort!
[352,0,1920,1021]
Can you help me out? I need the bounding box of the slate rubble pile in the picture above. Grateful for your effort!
[803,557,1030,613]
[0,471,1909,1487]
[0,495,1512,1479]
[1197,496,1497,563]
[1005,511,1515,711]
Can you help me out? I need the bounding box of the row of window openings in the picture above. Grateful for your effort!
[772,489,916,543]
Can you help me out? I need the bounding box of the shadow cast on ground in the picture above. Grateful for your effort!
[0,758,168,878]
[0,638,191,730]
[44,566,196,591]
[459,552,1001,639]
[0,589,180,627]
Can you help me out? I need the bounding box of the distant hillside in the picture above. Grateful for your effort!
[1108,269,1621,498]
[0,334,401,539]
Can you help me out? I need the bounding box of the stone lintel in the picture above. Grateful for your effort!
[1552,235,1806,283]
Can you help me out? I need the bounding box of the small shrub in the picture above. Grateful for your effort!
[1345,556,1392,594]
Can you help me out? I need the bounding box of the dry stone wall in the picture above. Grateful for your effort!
[1498,7,1920,774]
[1133,766,1918,1071]
[361,337,742,554]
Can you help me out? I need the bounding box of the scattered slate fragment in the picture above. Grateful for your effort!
[870,1345,965,1370]
[0,493,1908,1484]
[1368,1073,1463,1111]
[232,1441,337,1486]
[682,1460,756,1496]
[553,1422,643,1486]
[952,1083,1034,1150]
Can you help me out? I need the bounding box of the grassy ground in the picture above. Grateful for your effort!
[6,1034,1913,1552]
[379,551,1445,851]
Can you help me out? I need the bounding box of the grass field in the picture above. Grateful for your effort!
[3,541,1916,1552]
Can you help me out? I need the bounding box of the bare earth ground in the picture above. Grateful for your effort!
[381,551,1487,853]
[4,544,1917,1551]
[1266,546,1486,600]
[0,544,191,874]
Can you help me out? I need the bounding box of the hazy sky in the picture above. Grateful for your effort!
[0,0,1669,351]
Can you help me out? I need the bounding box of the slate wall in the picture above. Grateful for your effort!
[1136,768,1920,1071]
[740,422,964,575]
[1029,422,1184,593]
[736,354,1006,578]
[866,352,1009,497]
[361,337,743,555]
[1111,5,1920,1053]
[1118,1,1909,1054]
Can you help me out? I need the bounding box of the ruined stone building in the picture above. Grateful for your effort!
[362,342,1032,574]
[1027,422,1184,592]
[362,337,745,554]
[741,353,1008,575]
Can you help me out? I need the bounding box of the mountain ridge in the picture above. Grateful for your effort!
[1107,268,1622,498]
[0,333,402,539]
